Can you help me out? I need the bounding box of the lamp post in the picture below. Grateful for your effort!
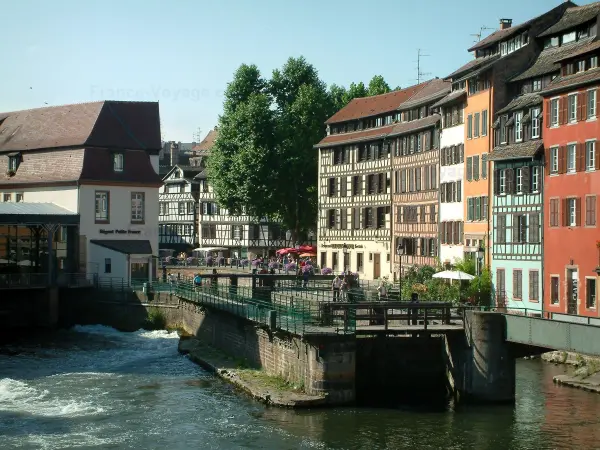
[477,245,485,305]
[342,243,349,274]
[397,243,404,300]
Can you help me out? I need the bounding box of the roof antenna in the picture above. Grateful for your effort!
[192,127,202,143]
[471,26,495,44]
[416,49,431,84]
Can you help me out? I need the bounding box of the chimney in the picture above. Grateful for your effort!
[170,142,180,166]
[500,19,512,30]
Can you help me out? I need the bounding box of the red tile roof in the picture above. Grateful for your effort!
[555,40,600,63]
[0,101,161,153]
[315,125,396,148]
[192,127,218,154]
[325,82,429,125]
[540,67,600,95]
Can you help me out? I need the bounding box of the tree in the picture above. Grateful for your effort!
[208,57,331,242]
[345,82,367,104]
[367,75,391,96]
[328,84,348,115]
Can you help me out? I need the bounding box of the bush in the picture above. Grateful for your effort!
[321,267,333,275]
[268,261,280,270]
[285,262,297,272]
[144,307,167,330]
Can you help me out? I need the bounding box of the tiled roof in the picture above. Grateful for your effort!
[192,128,218,154]
[388,114,440,138]
[0,148,85,185]
[431,89,467,109]
[0,101,162,153]
[162,165,203,182]
[193,169,209,180]
[315,124,395,148]
[399,79,451,109]
[555,40,600,63]
[540,67,600,95]
[90,239,153,255]
[325,82,429,124]
[496,93,542,115]
[445,54,500,80]
[511,37,594,81]
[538,2,600,37]
[468,23,530,53]
[488,140,543,161]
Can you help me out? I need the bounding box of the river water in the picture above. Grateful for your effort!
[1,326,600,450]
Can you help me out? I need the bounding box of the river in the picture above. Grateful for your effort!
[1,326,600,450]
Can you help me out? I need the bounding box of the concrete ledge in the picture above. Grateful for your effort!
[178,337,327,408]
[553,373,600,394]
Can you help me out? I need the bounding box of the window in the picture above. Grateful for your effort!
[497,215,507,244]
[499,169,506,194]
[551,98,559,126]
[586,141,596,170]
[529,213,540,243]
[515,215,527,243]
[474,112,480,137]
[8,156,19,172]
[549,198,559,227]
[531,107,541,138]
[550,147,559,174]
[466,157,473,181]
[15,193,23,202]
[532,166,540,192]
[178,202,186,215]
[3,193,11,202]
[472,155,480,180]
[568,94,577,123]
[578,60,586,73]
[320,252,327,268]
[467,114,473,139]
[563,31,576,44]
[95,191,109,222]
[532,79,542,92]
[500,116,507,143]
[513,270,523,299]
[481,153,488,179]
[529,271,539,302]
[332,252,339,270]
[588,90,597,118]
[567,144,576,173]
[104,258,112,274]
[481,110,488,136]
[357,253,364,272]
[550,276,559,305]
[516,168,523,193]
[586,195,597,226]
[514,112,523,141]
[567,198,577,226]
[586,278,597,309]
[131,192,145,222]
[591,56,598,69]
[113,153,124,172]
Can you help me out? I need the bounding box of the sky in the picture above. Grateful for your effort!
[1,0,596,143]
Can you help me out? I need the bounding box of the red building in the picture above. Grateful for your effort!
[542,30,600,315]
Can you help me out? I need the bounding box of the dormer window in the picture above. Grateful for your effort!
[591,56,598,69]
[8,154,19,173]
[113,153,124,172]
[562,31,576,45]
[578,60,586,73]
[532,78,542,92]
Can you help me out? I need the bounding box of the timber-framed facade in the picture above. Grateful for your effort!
[158,165,201,252]
[391,79,450,276]
[315,82,431,280]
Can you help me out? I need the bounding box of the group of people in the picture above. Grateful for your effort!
[331,275,388,302]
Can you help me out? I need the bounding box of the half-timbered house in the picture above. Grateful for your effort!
[315,83,428,280]
[391,79,451,275]
[433,86,467,265]
[158,165,201,252]
[194,129,286,259]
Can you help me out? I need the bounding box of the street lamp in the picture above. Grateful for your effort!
[342,243,349,274]
[477,245,485,305]
[397,242,405,300]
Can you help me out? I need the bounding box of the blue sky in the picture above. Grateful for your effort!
[1,0,595,142]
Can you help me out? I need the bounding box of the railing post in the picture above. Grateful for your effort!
[384,307,388,331]
[424,308,428,330]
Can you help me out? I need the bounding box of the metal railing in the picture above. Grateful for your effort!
[0,272,92,289]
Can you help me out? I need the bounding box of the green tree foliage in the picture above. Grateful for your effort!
[367,75,391,96]
[208,58,330,241]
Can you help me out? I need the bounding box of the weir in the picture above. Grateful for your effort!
[4,273,600,406]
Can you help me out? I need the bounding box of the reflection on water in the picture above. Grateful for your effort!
[1,326,600,449]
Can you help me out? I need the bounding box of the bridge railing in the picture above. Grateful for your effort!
[0,272,92,289]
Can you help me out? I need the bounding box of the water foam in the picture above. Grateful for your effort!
[0,378,105,417]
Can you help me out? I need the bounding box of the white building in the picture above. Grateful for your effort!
[158,165,201,253]
[0,101,162,284]
[434,86,467,265]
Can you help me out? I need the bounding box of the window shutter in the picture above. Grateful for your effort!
[506,168,514,194]
[559,146,567,174]
[453,222,460,244]
[577,143,585,172]
[578,92,585,121]
[511,216,517,243]
[467,157,473,181]
[562,198,568,226]
[560,97,568,125]
[521,166,531,193]
[545,100,551,128]
[576,197,582,226]
[596,143,600,171]
[494,170,499,195]
[545,148,551,176]
[441,183,446,202]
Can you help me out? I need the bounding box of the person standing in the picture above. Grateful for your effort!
[332,275,342,302]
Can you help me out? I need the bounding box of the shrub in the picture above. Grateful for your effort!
[321,267,333,275]
[144,307,167,330]
[285,262,297,272]
[268,261,280,270]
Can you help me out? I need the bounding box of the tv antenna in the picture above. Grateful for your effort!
[416,49,431,84]
[192,127,203,143]
[471,26,496,43]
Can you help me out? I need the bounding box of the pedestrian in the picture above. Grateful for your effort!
[193,273,202,291]
[340,276,349,301]
[377,281,388,301]
[302,267,310,288]
[332,275,342,302]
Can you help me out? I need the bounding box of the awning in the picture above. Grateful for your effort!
[90,239,153,255]
[0,202,79,225]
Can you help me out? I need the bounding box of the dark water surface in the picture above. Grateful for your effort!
[1,325,600,449]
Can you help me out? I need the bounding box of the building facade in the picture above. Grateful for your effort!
[158,165,201,252]
[0,101,162,284]
[435,89,467,265]
[315,83,431,280]
[391,79,450,276]
[541,5,600,317]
